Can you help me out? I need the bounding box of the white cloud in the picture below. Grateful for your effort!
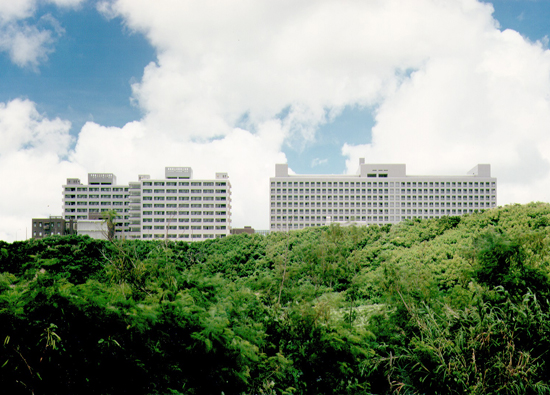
[0,23,54,67]
[47,0,85,8]
[106,0,452,140]
[0,99,79,242]
[0,0,35,23]
[0,98,72,155]
[311,158,328,168]
[0,0,77,68]
[0,0,84,22]
[95,0,501,150]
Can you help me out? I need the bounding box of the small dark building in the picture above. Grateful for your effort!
[31,217,76,239]
[230,226,255,235]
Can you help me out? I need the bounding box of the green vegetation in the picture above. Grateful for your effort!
[2,203,550,394]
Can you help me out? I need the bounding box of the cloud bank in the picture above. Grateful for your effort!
[0,99,78,241]
[3,0,550,240]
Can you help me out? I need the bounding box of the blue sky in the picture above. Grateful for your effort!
[0,2,153,135]
[2,0,545,173]
[2,0,550,240]
[488,0,550,41]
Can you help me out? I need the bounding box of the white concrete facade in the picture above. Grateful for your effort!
[76,220,109,240]
[269,159,497,231]
[62,173,130,237]
[62,167,231,241]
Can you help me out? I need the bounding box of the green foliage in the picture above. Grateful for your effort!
[368,290,550,394]
[473,229,550,302]
[1,204,550,394]
[102,209,118,242]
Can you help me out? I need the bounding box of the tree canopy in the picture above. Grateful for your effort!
[2,203,550,394]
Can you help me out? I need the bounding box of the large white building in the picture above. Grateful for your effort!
[269,159,497,231]
[62,167,231,240]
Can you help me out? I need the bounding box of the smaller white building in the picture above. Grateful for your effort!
[127,167,232,241]
[76,220,108,240]
[63,166,232,241]
[62,173,130,237]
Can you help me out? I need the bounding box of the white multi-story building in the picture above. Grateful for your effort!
[269,159,497,231]
[62,173,130,236]
[62,167,231,241]
[127,167,231,240]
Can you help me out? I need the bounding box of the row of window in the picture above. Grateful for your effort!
[142,225,226,230]
[140,233,226,239]
[271,203,494,221]
[271,206,492,223]
[66,182,228,191]
[142,181,227,187]
[272,201,497,208]
[33,231,64,237]
[65,191,229,199]
[270,209,489,227]
[141,189,228,194]
[32,222,64,228]
[140,203,226,208]
[272,188,496,195]
[64,215,128,221]
[143,218,227,223]
[141,211,227,216]
[65,194,127,199]
[271,180,496,188]
[66,197,228,204]
[140,196,227,201]
[272,195,496,201]
[272,201,494,213]
[65,202,127,208]
[64,187,127,192]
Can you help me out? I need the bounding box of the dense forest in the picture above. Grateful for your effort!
[2,203,550,394]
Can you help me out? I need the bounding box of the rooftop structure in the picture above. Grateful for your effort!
[88,173,117,185]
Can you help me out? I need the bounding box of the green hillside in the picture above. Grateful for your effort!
[2,203,550,394]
